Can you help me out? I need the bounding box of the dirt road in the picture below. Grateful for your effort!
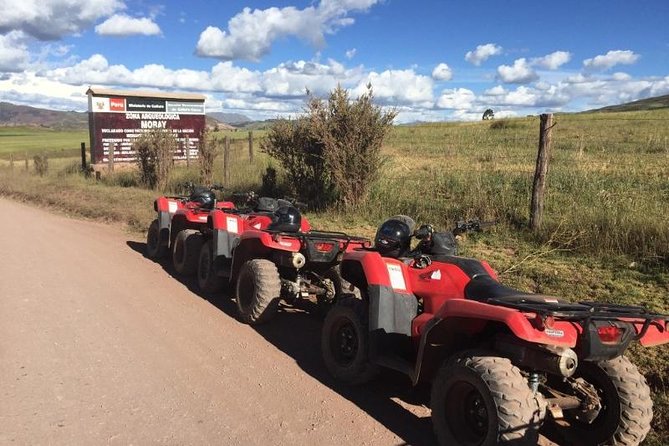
[0,198,434,445]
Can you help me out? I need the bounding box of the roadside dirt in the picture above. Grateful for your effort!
[0,198,436,445]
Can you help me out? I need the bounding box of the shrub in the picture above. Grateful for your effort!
[134,130,176,190]
[198,130,219,186]
[33,154,48,176]
[262,85,396,209]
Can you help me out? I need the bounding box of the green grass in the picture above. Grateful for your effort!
[0,126,88,159]
[0,110,668,444]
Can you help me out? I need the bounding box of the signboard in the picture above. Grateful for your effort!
[87,90,206,164]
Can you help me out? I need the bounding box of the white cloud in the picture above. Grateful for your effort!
[611,72,632,81]
[497,58,538,84]
[0,0,124,40]
[95,14,161,36]
[0,31,29,72]
[196,0,379,61]
[436,88,475,109]
[464,43,502,66]
[345,48,357,59]
[354,69,434,106]
[583,50,640,71]
[432,63,452,81]
[532,51,571,70]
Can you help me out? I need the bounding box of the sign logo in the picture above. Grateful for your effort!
[93,97,110,112]
[110,98,125,111]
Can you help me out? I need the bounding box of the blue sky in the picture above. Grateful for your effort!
[1,0,668,122]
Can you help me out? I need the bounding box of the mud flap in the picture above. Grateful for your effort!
[368,285,417,336]
[158,211,171,244]
[212,229,240,259]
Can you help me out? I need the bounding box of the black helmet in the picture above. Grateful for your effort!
[374,215,416,258]
[268,206,301,232]
[189,187,216,209]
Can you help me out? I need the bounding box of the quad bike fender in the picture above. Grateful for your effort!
[340,252,417,336]
[229,232,301,285]
[430,299,580,347]
[239,230,301,252]
[208,212,244,259]
[633,318,669,347]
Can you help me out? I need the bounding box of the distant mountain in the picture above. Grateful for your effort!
[589,94,669,113]
[0,102,87,129]
[207,112,252,125]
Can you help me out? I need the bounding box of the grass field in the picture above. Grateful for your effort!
[0,126,88,159]
[0,110,668,444]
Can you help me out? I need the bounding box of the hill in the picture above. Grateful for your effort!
[0,102,87,130]
[208,112,252,125]
[590,94,669,112]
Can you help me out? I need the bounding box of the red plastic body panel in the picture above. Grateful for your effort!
[633,320,669,347]
[209,211,245,234]
[239,230,301,252]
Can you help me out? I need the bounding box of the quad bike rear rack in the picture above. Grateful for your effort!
[266,229,370,249]
[487,298,669,341]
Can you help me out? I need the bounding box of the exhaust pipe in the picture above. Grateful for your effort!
[292,252,306,269]
[496,338,578,377]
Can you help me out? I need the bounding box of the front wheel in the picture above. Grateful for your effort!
[560,355,653,446]
[146,219,168,259]
[172,229,203,276]
[235,259,281,325]
[430,353,543,446]
[197,239,225,293]
[321,297,379,384]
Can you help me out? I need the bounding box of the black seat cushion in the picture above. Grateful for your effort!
[464,274,567,304]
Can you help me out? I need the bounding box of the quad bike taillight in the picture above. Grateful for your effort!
[597,325,624,344]
[314,242,335,253]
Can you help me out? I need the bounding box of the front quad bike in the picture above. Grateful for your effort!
[322,220,669,446]
[197,197,370,323]
[146,185,233,276]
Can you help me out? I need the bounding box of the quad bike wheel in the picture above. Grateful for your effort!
[559,355,653,446]
[172,230,203,276]
[235,259,281,325]
[146,219,168,259]
[430,353,543,446]
[197,239,225,293]
[321,296,379,384]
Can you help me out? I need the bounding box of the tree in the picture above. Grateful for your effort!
[482,108,495,120]
[262,85,396,209]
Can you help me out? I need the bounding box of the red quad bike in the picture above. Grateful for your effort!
[196,192,371,323]
[321,217,669,446]
[146,184,234,276]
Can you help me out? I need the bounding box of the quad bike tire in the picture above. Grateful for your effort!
[321,296,379,385]
[172,229,203,276]
[235,259,281,325]
[430,353,544,446]
[197,239,226,293]
[146,219,168,259]
[561,355,653,446]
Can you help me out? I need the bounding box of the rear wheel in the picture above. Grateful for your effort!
[430,353,543,446]
[172,229,203,276]
[235,259,281,324]
[321,297,379,384]
[146,219,167,259]
[197,239,225,293]
[560,355,653,446]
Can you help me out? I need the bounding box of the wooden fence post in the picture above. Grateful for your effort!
[223,136,230,184]
[80,142,86,170]
[529,113,554,231]
[248,131,254,163]
[108,144,115,173]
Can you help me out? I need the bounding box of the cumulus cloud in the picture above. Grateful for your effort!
[436,88,475,109]
[95,14,161,36]
[196,0,379,61]
[464,43,502,66]
[583,50,640,71]
[0,31,29,72]
[353,69,434,106]
[432,63,452,81]
[345,48,357,59]
[0,0,123,40]
[497,58,538,84]
[532,51,571,70]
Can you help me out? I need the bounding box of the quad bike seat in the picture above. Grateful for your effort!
[464,274,568,305]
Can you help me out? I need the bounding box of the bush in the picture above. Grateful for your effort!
[262,85,396,209]
[33,154,48,176]
[198,130,219,186]
[134,130,176,190]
